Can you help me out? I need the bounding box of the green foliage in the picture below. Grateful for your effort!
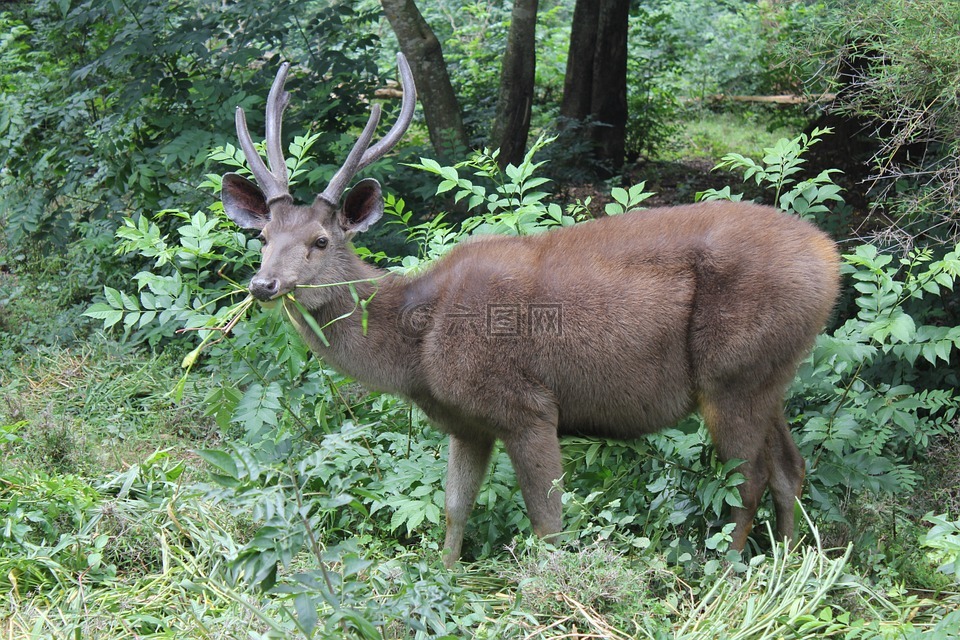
[0,467,107,594]
[624,5,682,159]
[0,1,383,253]
[0,445,194,593]
[795,244,959,519]
[707,128,843,216]
[410,1,511,137]
[637,0,826,100]
[922,513,960,584]
[618,0,827,161]
[83,205,252,346]
[5,343,957,638]
[560,425,745,555]
[700,127,844,218]
[194,420,485,637]
[406,135,591,247]
[605,183,655,216]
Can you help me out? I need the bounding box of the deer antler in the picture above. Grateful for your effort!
[318,52,417,205]
[234,53,416,208]
[235,62,292,205]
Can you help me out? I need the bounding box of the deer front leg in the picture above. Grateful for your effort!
[443,434,494,568]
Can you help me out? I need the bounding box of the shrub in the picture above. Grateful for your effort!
[0,1,383,252]
[789,0,960,243]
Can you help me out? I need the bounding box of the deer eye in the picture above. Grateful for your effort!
[314,237,329,250]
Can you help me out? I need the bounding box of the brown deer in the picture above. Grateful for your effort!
[221,54,840,567]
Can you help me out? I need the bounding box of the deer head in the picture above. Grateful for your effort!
[221,54,416,307]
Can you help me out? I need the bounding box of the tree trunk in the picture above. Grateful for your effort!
[380,0,468,159]
[559,0,598,122]
[558,0,629,175]
[589,0,630,171]
[491,0,539,168]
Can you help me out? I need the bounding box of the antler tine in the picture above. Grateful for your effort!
[265,62,291,189]
[319,104,382,205]
[234,62,292,205]
[317,53,417,205]
[357,53,417,172]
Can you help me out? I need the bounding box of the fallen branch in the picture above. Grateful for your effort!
[682,93,837,105]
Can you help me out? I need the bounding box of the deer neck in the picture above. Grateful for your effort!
[282,252,422,397]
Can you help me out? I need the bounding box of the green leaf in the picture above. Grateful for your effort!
[103,286,124,309]
[611,187,629,206]
[935,339,953,363]
[934,271,956,289]
[605,202,625,216]
[889,311,916,343]
[415,157,442,173]
[196,449,239,479]
[294,593,318,636]
[84,303,124,329]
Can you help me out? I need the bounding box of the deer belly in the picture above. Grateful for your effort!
[555,383,695,439]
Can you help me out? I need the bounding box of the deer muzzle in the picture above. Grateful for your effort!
[250,274,285,302]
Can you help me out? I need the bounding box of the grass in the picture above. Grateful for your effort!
[479,522,960,639]
[4,335,957,637]
[1,340,218,479]
[1,463,268,638]
[655,107,801,163]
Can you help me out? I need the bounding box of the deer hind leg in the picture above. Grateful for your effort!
[443,434,494,568]
[767,415,805,545]
[700,394,778,550]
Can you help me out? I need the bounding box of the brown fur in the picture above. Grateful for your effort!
[225,188,840,566]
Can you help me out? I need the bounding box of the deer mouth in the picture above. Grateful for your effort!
[250,275,294,302]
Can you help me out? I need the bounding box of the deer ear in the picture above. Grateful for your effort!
[339,178,383,234]
[222,173,271,230]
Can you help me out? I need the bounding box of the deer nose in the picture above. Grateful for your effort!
[250,276,281,301]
